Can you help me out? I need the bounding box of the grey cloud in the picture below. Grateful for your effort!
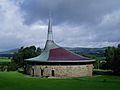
[0,0,120,51]
[20,0,120,25]
[0,35,23,51]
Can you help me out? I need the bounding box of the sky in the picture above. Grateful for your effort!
[0,0,120,51]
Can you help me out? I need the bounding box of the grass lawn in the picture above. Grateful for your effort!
[0,57,11,63]
[0,72,120,90]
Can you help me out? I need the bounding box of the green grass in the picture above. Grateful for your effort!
[0,57,11,63]
[0,72,120,90]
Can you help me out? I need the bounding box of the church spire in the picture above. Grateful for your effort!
[47,16,53,41]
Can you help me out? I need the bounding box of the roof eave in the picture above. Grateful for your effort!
[25,59,96,63]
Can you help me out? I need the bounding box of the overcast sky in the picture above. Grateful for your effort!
[0,0,120,51]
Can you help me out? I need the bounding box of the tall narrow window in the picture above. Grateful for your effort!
[41,69,44,76]
[52,70,55,77]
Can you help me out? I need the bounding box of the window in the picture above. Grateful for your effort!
[52,70,55,77]
[41,69,44,76]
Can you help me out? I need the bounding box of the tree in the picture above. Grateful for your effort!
[105,44,120,74]
[105,47,115,69]
[12,45,41,70]
[111,45,120,74]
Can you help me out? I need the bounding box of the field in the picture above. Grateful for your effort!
[0,57,11,63]
[0,72,120,90]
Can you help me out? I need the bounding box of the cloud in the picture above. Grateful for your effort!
[52,8,120,48]
[0,0,47,51]
[0,0,120,51]
[93,9,120,42]
[20,0,120,25]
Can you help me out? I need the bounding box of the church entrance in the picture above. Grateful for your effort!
[52,70,55,77]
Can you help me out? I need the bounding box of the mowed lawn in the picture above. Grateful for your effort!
[0,72,120,90]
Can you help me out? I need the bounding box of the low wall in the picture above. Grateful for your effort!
[26,64,93,77]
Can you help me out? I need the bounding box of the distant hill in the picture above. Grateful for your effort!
[65,47,106,57]
[0,48,18,57]
[0,47,106,57]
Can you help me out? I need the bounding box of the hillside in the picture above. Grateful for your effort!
[66,47,106,57]
[0,48,18,57]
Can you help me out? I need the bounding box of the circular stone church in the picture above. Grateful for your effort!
[25,18,95,77]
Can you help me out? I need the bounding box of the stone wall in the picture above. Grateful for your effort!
[26,64,93,77]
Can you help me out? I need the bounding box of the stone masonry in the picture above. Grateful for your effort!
[26,64,93,77]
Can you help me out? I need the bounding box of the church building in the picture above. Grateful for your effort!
[25,17,95,77]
